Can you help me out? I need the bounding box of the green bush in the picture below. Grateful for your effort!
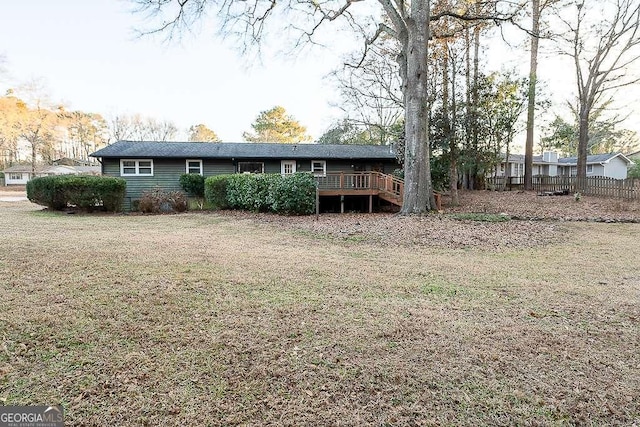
[628,163,640,179]
[205,175,231,209]
[269,173,316,215]
[179,174,205,197]
[137,188,188,213]
[204,173,316,215]
[27,175,126,212]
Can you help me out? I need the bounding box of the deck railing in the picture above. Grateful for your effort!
[316,172,374,190]
[316,172,403,196]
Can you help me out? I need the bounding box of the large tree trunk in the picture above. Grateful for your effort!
[471,14,481,189]
[463,26,472,190]
[400,0,433,213]
[524,0,540,191]
[577,103,588,189]
[443,44,459,206]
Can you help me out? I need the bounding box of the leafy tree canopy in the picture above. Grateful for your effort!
[243,106,311,143]
[317,119,401,145]
[541,115,639,156]
[188,124,221,142]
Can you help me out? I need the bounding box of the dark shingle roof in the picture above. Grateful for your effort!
[90,141,397,160]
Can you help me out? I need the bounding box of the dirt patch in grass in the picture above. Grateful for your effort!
[0,198,639,425]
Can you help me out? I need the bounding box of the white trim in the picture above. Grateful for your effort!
[603,152,633,165]
[120,159,154,176]
[185,159,203,175]
[311,160,327,177]
[281,160,297,175]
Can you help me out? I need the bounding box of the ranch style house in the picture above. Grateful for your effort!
[90,140,403,212]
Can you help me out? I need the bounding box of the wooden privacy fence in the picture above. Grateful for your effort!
[487,175,640,200]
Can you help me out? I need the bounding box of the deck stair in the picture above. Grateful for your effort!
[375,173,404,206]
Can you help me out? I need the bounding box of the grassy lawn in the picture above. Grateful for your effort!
[0,201,639,426]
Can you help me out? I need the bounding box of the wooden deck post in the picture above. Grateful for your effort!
[315,183,319,219]
[340,195,344,213]
[369,195,373,213]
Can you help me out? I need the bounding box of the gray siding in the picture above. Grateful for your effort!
[103,158,184,210]
[104,158,236,207]
[587,164,606,177]
[203,160,235,176]
[604,157,629,179]
[103,156,399,210]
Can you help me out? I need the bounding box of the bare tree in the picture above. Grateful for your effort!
[61,111,108,161]
[0,92,26,168]
[107,115,135,143]
[131,0,521,212]
[557,0,640,183]
[145,118,178,141]
[15,82,62,172]
[523,0,558,190]
[107,114,178,142]
[331,42,404,145]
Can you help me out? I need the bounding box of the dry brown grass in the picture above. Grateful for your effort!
[1,198,639,426]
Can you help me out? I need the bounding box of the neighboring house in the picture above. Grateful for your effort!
[557,153,632,179]
[90,140,401,211]
[2,164,101,186]
[52,157,96,167]
[497,151,633,180]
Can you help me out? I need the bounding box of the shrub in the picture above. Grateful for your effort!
[137,188,188,214]
[179,174,205,197]
[269,172,316,215]
[205,175,231,209]
[27,175,126,212]
[204,172,316,215]
[628,163,640,179]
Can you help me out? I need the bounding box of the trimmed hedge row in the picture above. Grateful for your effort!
[27,175,126,212]
[205,173,316,215]
[179,173,205,197]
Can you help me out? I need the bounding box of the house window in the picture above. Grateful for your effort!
[238,162,264,174]
[9,173,22,180]
[186,159,203,175]
[121,159,153,176]
[586,164,593,174]
[281,160,296,175]
[311,160,327,177]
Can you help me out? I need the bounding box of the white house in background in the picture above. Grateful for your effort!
[2,164,101,185]
[497,151,633,179]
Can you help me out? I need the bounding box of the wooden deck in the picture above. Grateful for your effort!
[316,172,404,212]
[316,172,442,212]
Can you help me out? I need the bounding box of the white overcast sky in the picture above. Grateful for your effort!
[1,0,638,145]
[0,0,353,141]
